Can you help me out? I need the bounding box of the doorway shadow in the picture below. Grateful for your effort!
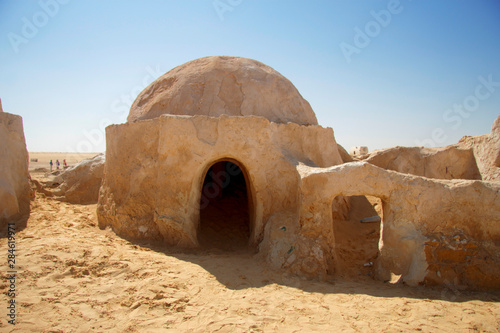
[198,161,250,251]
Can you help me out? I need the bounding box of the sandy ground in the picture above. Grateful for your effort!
[28,152,101,171]
[1,192,499,332]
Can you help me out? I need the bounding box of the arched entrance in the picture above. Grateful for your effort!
[198,160,252,251]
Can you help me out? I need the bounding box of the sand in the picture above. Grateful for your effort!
[0,161,499,332]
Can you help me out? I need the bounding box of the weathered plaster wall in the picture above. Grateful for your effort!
[98,115,342,251]
[456,114,500,182]
[296,162,500,289]
[0,112,32,229]
[360,146,481,180]
[50,154,105,204]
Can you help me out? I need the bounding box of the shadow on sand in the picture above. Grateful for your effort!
[0,212,29,238]
[134,240,500,304]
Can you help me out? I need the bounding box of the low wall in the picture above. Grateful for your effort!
[0,112,32,230]
[297,162,500,289]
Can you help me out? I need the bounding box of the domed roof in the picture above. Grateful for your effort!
[127,56,318,125]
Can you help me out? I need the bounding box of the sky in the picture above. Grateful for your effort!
[0,0,499,153]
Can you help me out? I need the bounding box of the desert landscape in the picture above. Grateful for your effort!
[28,152,99,172]
[1,55,499,332]
[2,1,500,331]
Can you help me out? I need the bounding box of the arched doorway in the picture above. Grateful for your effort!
[198,160,252,251]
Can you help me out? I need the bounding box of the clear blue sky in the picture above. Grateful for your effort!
[1,0,499,152]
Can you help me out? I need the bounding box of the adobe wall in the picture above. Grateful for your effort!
[296,162,500,289]
[360,146,481,180]
[456,114,500,182]
[97,115,342,251]
[0,112,32,230]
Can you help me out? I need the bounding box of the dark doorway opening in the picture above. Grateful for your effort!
[198,161,250,251]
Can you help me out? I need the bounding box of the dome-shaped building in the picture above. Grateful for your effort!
[98,56,343,275]
[128,56,318,125]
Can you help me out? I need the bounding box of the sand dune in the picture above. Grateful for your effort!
[0,193,499,332]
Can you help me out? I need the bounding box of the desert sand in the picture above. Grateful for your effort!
[28,152,101,172]
[0,170,499,331]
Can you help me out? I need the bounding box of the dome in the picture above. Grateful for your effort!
[127,56,318,125]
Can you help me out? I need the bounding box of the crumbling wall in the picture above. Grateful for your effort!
[98,119,161,241]
[49,154,105,204]
[336,144,353,163]
[0,111,32,230]
[360,114,500,182]
[492,115,500,168]
[456,114,500,182]
[360,146,481,180]
[294,162,500,289]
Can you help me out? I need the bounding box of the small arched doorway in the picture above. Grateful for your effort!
[198,160,251,251]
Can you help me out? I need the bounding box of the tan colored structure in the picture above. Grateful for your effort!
[97,57,500,289]
[98,115,342,245]
[0,110,32,229]
[456,114,500,182]
[349,146,368,157]
[360,115,500,182]
[50,154,105,204]
[360,146,481,180]
[128,56,318,126]
[299,162,500,289]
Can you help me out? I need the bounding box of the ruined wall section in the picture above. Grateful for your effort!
[97,119,162,241]
[360,146,481,180]
[270,121,342,168]
[456,114,500,182]
[296,162,500,289]
[0,112,32,230]
[360,115,500,183]
[51,154,105,204]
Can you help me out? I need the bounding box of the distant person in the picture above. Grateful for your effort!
[56,160,60,170]
[63,159,67,168]
[49,160,53,172]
